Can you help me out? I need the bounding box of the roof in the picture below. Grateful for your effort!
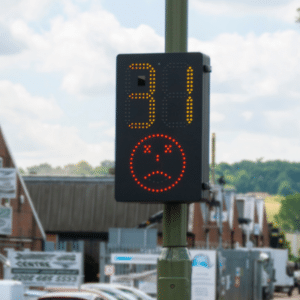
[24,176,163,233]
[245,192,272,199]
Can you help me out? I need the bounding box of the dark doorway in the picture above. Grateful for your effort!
[84,239,100,282]
[84,253,98,282]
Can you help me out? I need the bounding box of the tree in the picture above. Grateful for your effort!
[74,160,93,176]
[100,160,114,169]
[274,193,300,232]
[27,163,53,175]
[278,180,295,196]
[38,163,53,174]
[297,8,300,23]
[18,168,26,175]
[63,164,77,175]
[94,160,115,176]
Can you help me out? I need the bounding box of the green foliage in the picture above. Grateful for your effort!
[278,181,295,197]
[23,160,115,176]
[23,159,300,193]
[297,8,300,23]
[18,168,25,175]
[93,160,115,176]
[274,193,300,232]
[73,160,93,176]
[213,159,300,195]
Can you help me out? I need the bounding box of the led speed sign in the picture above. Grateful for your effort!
[115,52,211,203]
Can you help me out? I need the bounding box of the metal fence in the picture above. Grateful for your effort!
[98,241,232,284]
[99,242,161,284]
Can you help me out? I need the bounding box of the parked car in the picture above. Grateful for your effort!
[43,287,116,300]
[37,291,106,300]
[82,283,137,300]
[106,284,155,300]
[24,289,48,300]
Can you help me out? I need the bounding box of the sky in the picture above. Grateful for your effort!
[0,0,300,169]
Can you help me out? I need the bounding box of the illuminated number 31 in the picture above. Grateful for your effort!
[126,63,194,129]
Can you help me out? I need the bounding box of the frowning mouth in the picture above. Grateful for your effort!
[143,171,172,180]
[130,134,186,193]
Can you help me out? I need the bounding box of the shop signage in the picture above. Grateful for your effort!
[111,253,159,265]
[6,250,83,287]
[190,250,217,300]
[0,206,12,235]
[0,168,17,199]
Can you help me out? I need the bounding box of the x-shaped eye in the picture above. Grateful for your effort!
[143,145,151,153]
[164,145,172,153]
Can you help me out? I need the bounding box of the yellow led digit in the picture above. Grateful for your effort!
[128,63,156,129]
[162,63,194,128]
[186,66,193,124]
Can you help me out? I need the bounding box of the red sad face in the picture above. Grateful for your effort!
[130,134,186,193]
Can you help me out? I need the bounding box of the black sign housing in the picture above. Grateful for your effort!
[115,52,210,203]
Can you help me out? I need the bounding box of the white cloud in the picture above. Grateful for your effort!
[0,1,164,98]
[8,6,164,98]
[88,121,109,129]
[211,112,225,122]
[104,126,115,138]
[216,132,300,163]
[190,30,300,98]
[211,93,250,106]
[263,108,300,138]
[0,0,53,22]
[88,121,115,139]
[1,0,300,166]
[0,80,113,168]
[6,1,299,101]
[241,111,253,121]
[16,120,114,167]
[268,0,300,23]
[0,80,63,120]
[6,119,115,168]
[191,0,299,24]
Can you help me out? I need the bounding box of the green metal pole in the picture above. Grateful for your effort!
[157,1,192,299]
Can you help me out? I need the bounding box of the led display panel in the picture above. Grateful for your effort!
[115,52,210,203]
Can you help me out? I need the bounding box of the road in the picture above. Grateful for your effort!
[274,290,300,300]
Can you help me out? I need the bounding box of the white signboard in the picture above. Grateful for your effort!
[0,206,12,235]
[6,251,83,287]
[104,264,115,276]
[210,211,228,222]
[0,168,17,199]
[111,253,159,265]
[190,250,217,300]
[253,223,260,235]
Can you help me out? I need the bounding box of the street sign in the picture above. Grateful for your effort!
[190,250,217,300]
[115,52,210,203]
[111,253,160,265]
[0,206,12,235]
[104,264,115,276]
[6,250,83,287]
[210,210,228,222]
[253,223,260,235]
[0,168,17,199]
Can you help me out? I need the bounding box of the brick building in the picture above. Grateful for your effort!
[0,127,46,279]
[189,187,270,249]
